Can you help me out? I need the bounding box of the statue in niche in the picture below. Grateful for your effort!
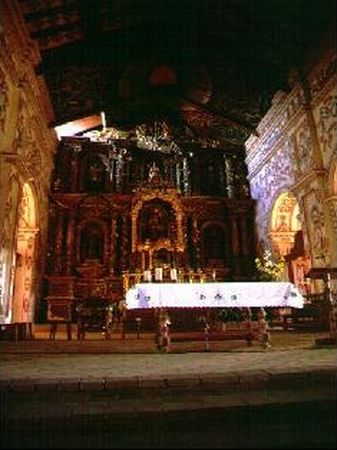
[148,163,162,185]
[276,214,289,231]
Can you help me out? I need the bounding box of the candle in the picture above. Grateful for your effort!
[155,267,163,281]
[101,111,106,130]
[143,270,152,282]
[170,268,177,281]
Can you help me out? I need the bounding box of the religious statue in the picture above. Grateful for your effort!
[148,163,162,185]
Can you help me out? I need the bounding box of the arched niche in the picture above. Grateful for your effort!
[75,194,111,268]
[12,182,39,323]
[269,191,310,291]
[270,192,301,251]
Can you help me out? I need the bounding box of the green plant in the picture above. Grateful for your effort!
[254,250,285,281]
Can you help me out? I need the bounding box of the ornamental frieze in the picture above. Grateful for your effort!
[315,93,337,159]
[294,120,314,177]
[303,189,330,267]
[250,142,295,216]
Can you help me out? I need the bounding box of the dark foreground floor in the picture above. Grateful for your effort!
[1,400,336,449]
[1,337,336,448]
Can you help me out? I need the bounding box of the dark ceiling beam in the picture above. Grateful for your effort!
[179,94,259,136]
[23,2,78,22]
[31,22,80,39]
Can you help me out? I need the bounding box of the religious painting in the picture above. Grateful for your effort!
[138,200,175,243]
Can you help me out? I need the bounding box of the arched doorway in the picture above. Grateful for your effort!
[12,183,38,323]
[269,192,310,293]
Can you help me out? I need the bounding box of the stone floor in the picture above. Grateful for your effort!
[1,330,336,448]
[1,330,336,390]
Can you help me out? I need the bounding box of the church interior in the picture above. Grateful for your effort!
[0,0,336,342]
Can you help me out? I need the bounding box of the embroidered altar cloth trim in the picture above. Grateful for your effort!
[126,282,304,309]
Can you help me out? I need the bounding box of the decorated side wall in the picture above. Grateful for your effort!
[246,45,337,277]
[0,0,58,323]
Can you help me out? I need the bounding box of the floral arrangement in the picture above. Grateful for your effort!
[254,250,286,281]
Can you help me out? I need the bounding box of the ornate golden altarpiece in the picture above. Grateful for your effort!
[43,136,257,326]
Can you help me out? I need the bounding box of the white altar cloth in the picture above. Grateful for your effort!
[126,282,304,309]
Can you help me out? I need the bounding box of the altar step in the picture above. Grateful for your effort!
[0,336,157,353]
[0,330,326,354]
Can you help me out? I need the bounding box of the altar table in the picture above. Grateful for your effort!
[126,282,304,309]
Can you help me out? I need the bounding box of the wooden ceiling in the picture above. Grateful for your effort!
[19,0,336,144]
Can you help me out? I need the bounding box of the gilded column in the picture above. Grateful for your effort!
[225,157,235,199]
[192,218,201,268]
[120,216,130,271]
[131,213,137,253]
[182,157,190,195]
[115,155,124,193]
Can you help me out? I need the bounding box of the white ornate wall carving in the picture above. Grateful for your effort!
[0,0,58,323]
[315,93,337,166]
[246,45,337,269]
